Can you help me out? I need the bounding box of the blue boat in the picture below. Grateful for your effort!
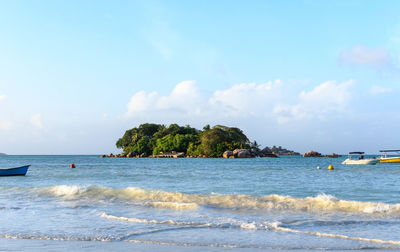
[0,165,30,176]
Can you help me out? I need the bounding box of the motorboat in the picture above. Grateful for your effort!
[0,165,30,176]
[379,150,400,163]
[341,152,379,165]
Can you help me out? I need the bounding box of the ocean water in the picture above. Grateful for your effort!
[1,155,400,251]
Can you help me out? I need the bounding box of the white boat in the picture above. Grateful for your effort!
[342,152,379,165]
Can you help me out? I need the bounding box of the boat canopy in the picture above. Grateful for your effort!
[379,150,400,152]
[349,152,364,154]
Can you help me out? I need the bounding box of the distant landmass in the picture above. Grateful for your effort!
[115,123,251,158]
[103,123,299,159]
[0,153,7,156]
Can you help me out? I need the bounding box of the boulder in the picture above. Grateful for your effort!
[100,154,106,158]
[173,152,185,158]
[108,153,114,157]
[233,149,251,158]
[260,152,279,158]
[126,152,136,158]
[324,153,341,158]
[303,150,322,157]
[261,147,272,154]
[223,150,234,158]
[249,148,260,157]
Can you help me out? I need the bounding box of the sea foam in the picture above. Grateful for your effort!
[101,212,400,246]
[35,185,400,214]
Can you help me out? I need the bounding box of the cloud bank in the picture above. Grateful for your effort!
[125,79,354,124]
[273,80,354,123]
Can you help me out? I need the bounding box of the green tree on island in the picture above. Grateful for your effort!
[116,123,250,157]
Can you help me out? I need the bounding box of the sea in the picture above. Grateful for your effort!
[1,155,400,251]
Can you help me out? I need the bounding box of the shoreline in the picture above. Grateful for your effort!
[0,238,359,252]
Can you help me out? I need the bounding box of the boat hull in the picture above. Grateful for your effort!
[379,157,400,163]
[342,159,379,165]
[0,165,30,176]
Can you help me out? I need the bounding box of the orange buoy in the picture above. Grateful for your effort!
[70,163,76,168]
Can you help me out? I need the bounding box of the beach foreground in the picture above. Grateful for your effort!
[1,155,400,250]
[7,238,376,252]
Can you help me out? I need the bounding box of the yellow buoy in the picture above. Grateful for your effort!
[328,165,334,170]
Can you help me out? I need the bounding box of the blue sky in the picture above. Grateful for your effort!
[0,0,399,154]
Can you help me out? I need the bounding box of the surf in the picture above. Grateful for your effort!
[29,185,400,214]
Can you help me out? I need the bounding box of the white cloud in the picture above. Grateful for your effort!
[0,94,6,102]
[209,80,283,116]
[126,91,158,115]
[30,114,43,129]
[299,80,353,110]
[156,80,202,110]
[340,45,392,69]
[273,80,354,122]
[369,85,392,95]
[125,79,354,125]
[125,81,204,118]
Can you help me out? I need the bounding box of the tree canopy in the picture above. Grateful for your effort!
[116,123,251,157]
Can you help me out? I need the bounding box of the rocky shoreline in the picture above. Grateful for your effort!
[222,147,279,158]
[101,147,286,159]
[101,149,341,159]
[302,150,341,158]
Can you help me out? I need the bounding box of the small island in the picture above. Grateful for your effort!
[102,123,298,158]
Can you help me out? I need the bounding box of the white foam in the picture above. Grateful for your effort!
[101,212,278,231]
[271,224,400,246]
[36,185,400,214]
[100,213,400,246]
[100,213,186,225]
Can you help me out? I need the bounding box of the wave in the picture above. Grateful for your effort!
[126,239,394,250]
[1,211,399,248]
[100,212,258,230]
[102,212,400,246]
[1,229,397,249]
[273,225,400,246]
[31,185,400,214]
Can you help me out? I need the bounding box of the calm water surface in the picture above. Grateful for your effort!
[1,155,400,250]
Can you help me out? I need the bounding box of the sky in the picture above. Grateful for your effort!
[1,0,400,154]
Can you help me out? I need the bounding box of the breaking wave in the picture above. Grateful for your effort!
[34,185,400,214]
[100,212,261,230]
[101,212,400,246]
